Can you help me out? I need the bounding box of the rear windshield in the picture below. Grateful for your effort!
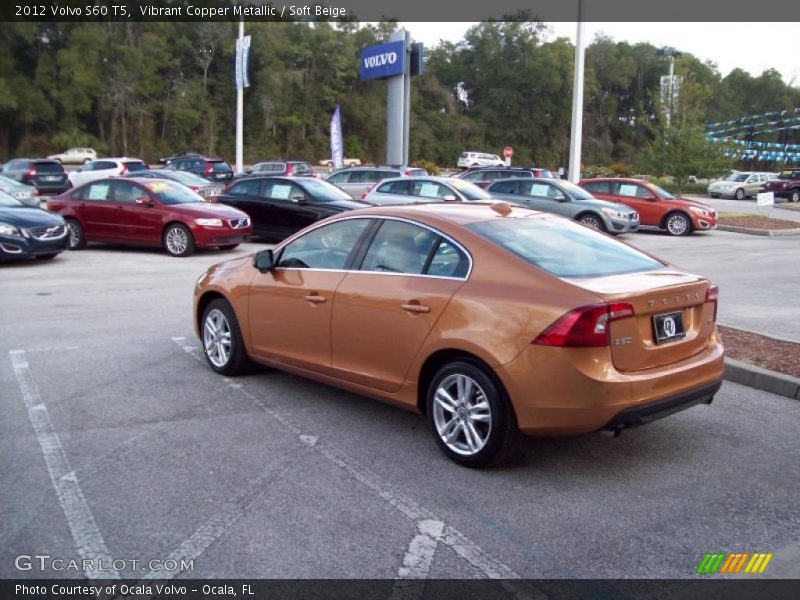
[448,179,493,200]
[558,181,594,200]
[778,170,800,179]
[124,161,149,173]
[299,179,352,201]
[290,162,314,175]
[211,161,232,173]
[34,161,65,173]
[407,169,428,177]
[468,216,664,278]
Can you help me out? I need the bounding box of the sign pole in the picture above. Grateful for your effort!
[385,30,407,167]
[568,0,585,183]
[235,19,244,175]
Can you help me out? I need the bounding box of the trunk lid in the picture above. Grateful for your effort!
[567,269,716,372]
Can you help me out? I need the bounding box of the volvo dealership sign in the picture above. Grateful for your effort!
[359,41,406,81]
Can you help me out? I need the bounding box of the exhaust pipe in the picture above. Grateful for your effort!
[602,425,624,438]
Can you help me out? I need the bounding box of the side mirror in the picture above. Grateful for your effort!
[555,194,568,202]
[245,168,252,174]
[254,249,274,272]
[292,194,309,205]
[442,194,457,202]
[135,197,154,206]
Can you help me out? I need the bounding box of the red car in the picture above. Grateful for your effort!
[47,178,252,257]
[579,177,717,236]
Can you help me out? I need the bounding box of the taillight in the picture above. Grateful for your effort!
[204,164,213,176]
[705,285,719,322]
[25,166,36,179]
[120,165,127,175]
[285,164,293,176]
[533,302,635,348]
[360,181,379,200]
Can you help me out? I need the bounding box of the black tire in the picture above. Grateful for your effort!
[201,298,251,376]
[709,194,719,199]
[219,244,239,251]
[734,188,745,200]
[82,158,91,164]
[65,218,86,249]
[426,360,519,468]
[36,253,59,260]
[664,212,692,236]
[577,213,606,232]
[162,223,195,257]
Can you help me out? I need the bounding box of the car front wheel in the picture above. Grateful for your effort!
[201,299,250,375]
[665,212,692,236]
[163,223,195,257]
[578,213,605,232]
[427,360,518,467]
[734,188,745,200]
[65,219,86,249]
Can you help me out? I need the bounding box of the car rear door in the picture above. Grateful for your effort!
[247,218,374,370]
[74,181,119,240]
[330,218,468,392]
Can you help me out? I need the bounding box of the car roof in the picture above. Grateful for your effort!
[343,202,539,227]
[581,177,647,184]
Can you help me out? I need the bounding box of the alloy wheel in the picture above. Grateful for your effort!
[203,309,232,368]
[432,373,492,456]
[166,226,189,255]
[579,215,603,231]
[666,213,690,236]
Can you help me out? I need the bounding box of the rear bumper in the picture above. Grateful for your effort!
[602,379,721,432]
[497,336,725,435]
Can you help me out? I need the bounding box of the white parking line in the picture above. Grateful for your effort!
[9,350,119,580]
[171,337,547,594]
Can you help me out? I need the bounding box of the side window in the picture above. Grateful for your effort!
[377,180,411,194]
[326,171,350,184]
[546,185,565,200]
[426,239,470,279]
[461,171,485,182]
[529,182,553,198]
[491,180,519,194]
[583,181,610,194]
[110,181,143,203]
[227,180,262,196]
[83,182,112,201]
[361,220,439,275]
[635,185,653,198]
[410,181,448,199]
[277,219,370,270]
[616,183,643,198]
[92,161,115,171]
[264,181,294,202]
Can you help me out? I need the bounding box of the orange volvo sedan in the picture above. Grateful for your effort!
[193,203,724,467]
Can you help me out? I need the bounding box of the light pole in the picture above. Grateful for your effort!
[235,18,244,174]
[658,47,681,128]
[567,0,585,183]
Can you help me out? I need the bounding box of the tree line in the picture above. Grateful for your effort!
[1,20,798,173]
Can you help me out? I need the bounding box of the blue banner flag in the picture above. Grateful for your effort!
[330,105,344,170]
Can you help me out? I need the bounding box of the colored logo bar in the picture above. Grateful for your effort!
[696,552,773,574]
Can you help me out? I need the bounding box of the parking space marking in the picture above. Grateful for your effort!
[171,337,547,594]
[9,349,120,580]
[143,446,303,580]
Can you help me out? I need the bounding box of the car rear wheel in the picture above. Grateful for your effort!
[65,219,86,250]
[578,213,605,232]
[665,212,691,236]
[734,188,745,200]
[201,299,250,375]
[163,223,195,257]
[427,361,518,467]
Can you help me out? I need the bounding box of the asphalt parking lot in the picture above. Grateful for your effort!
[1,232,799,583]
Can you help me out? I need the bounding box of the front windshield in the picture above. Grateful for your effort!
[448,179,493,200]
[0,190,23,207]
[650,184,675,199]
[299,179,352,201]
[143,181,203,205]
[726,173,749,182]
[0,175,20,187]
[558,181,594,200]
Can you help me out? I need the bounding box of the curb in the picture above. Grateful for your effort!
[716,224,800,236]
[724,358,800,400]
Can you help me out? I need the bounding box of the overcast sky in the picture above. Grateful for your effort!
[404,22,800,86]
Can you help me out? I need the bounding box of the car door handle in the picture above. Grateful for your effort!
[402,301,430,314]
[304,293,326,304]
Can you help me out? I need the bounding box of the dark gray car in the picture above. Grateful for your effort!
[487,178,639,234]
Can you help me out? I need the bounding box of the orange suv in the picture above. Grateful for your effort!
[579,177,717,236]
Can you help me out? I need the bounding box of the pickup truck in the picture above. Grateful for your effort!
[764,168,800,202]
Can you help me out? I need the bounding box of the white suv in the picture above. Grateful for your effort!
[457,151,505,169]
[68,158,150,188]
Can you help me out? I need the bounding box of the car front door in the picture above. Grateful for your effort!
[248,218,374,370]
[330,219,468,392]
[611,182,659,226]
[261,179,317,237]
[519,181,571,217]
[218,179,266,234]
[114,180,162,244]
